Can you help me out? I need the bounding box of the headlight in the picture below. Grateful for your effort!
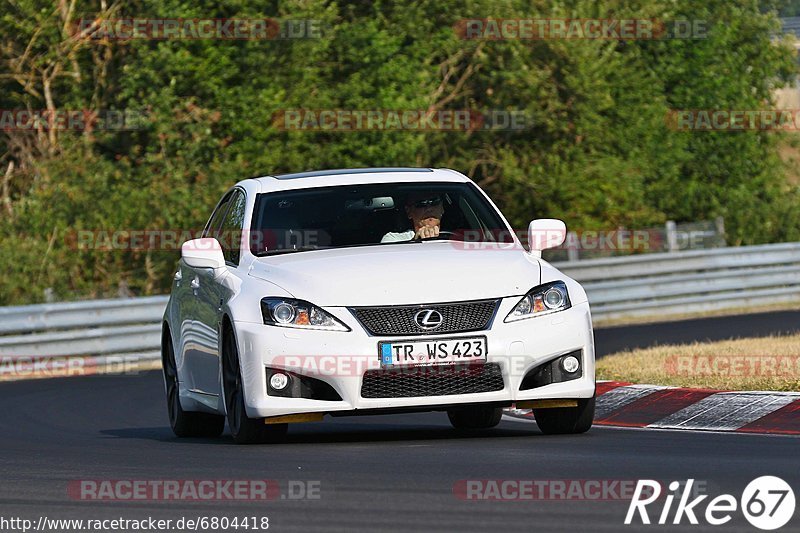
[260,298,350,331]
[504,281,571,322]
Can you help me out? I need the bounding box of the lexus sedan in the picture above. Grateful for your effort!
[162,167,595,443]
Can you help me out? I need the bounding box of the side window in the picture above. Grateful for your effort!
[204,192,233,239]
[219,190,247,265]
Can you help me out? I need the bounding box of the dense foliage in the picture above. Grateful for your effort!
[1,0,798,304]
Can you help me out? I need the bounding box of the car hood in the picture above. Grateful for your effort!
[249,242,540,306]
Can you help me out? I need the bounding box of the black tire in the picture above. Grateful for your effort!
[162,330,225,438]
[447,405,503,429]
[533,395,595,435]
[222,328,288,445]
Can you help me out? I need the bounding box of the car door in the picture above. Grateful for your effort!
[180,191,233,395]
[191,188,247,395]
[170,258,194,376]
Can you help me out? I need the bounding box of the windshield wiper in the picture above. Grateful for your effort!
[386,236,459,244]
[255,239,441,256]
[256,247,322,256]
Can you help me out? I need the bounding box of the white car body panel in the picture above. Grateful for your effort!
[231,300,595,418]
[247,243,542,307]
[163,168,595,419]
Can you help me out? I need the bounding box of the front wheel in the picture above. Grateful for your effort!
[162,331,225,438]
[222,329,288,444]
[533,395,595,435]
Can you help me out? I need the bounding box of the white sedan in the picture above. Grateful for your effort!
[162,167,595,443]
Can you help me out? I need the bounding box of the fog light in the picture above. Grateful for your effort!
[561,355,580,373]
[269,372,290,390]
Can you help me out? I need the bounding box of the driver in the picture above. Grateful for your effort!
[381,193,444,242]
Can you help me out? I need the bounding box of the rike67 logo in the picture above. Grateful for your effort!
[625,477,795,530]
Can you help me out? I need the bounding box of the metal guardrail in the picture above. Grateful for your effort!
[0,296,168,335]
[1,243,799,362]
[557,242,800,321]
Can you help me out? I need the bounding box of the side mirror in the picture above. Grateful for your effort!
[181,238,226,269]
[528,219,567,253]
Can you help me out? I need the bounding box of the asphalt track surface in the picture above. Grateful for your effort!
[1,312,799,533]
[2,372,799,533]
[594,309,800,357]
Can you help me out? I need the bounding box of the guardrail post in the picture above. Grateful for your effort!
[566,231,579,261]
[665,220,678,253]
[715,216,726,246]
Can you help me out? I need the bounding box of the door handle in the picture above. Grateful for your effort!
[190,277,200,290]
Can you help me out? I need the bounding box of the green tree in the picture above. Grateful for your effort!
[0,0,797,304]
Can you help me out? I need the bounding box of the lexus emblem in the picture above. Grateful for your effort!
[414,309,443,330]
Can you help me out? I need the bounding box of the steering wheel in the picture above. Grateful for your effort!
[419,230,456,241]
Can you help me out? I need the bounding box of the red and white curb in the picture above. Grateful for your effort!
[504,381,800,435]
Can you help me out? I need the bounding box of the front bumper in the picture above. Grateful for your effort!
[234,299,595,419]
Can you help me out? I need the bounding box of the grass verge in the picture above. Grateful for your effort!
[596,334,800,392]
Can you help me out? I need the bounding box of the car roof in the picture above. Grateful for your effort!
[271,167,433,180]
[242,167,471,193]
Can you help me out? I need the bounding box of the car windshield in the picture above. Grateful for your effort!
[249,182,515,256]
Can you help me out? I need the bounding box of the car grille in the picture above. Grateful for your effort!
[349,299,499,336]
[360,363,504,398]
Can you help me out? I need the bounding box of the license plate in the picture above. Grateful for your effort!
[378,336,488,367]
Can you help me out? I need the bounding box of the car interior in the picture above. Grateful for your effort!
[248,184,511,254]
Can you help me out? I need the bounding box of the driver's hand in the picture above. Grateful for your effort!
[415,225,440,239]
